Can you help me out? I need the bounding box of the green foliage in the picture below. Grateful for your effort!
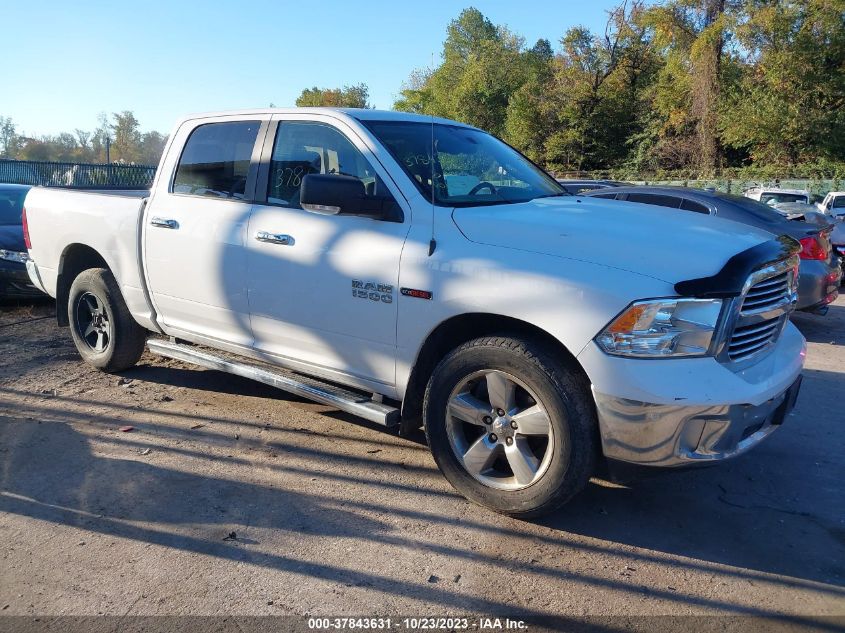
[295,84,372,108]
[720,0,845,165]
[395,8,528,137]
[0,111,166,165]
[395,1,844,174]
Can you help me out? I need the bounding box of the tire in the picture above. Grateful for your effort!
[67,268,147,372]
[423,336,597,517]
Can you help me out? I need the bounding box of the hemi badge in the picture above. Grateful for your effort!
[400,288,433,300]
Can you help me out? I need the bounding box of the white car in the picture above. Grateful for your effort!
[23,108,806,516]
[818,191,845,219]
[744,186,811,205]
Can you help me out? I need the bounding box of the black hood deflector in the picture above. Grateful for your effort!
[674,235,801,298]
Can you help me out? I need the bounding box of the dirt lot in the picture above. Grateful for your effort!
[0,297,843,626]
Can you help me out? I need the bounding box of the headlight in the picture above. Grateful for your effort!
[0,249,30,264]
[596,298,723,358]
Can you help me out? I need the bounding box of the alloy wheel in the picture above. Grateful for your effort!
[445,370,555,491]
[75,292,111,353]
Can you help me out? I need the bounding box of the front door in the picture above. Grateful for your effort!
[246,116,411,392]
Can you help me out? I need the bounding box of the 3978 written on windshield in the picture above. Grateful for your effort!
[307,617,528,630]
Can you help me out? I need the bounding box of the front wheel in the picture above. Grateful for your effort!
[423,336,597,517]
[68,268,147,372]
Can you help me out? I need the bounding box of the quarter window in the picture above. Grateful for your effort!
[625,193,682,209]
[267,121,396,211]
[680,199,710,214]
[172,121,260,199]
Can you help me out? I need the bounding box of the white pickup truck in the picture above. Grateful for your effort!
[23,108,806,516]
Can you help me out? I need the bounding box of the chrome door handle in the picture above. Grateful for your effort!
[256,231,294,246]
[150,217,179,229]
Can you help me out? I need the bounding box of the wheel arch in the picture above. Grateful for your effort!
[400,312,588,434]
[55,243,110,326]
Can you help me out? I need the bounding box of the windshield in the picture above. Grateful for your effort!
[0,187,28,225]
[364,121,566,207]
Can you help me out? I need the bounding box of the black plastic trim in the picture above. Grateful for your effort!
[674,235,801,298]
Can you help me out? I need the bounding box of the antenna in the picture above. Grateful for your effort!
[428,50,437,257]
[428,112,436,256]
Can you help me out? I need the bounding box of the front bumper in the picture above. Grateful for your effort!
[834,245,845,281]
[593,376,801,466]
[578,321,806,467]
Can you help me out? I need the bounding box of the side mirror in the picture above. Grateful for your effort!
[300,174,400,221]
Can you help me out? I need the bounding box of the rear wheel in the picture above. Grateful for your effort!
[424,336,597,517]
[68,268,146,372]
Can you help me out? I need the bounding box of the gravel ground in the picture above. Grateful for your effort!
[0,297,843,627]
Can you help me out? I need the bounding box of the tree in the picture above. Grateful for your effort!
[394,8,531,137]
[633,0,738,172]
[0,111,166,164]
[720,0,845,166]
[295,84,372,108]
[0,117,21,158]
[110,111,142,163]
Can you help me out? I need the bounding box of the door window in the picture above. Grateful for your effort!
[267,121,396,211]
[172,121,260,199]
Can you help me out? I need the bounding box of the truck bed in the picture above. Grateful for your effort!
[23,186,157,328]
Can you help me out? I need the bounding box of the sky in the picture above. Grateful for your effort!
[2,0,628,137]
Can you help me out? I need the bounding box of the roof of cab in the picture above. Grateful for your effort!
[176,107,477,130]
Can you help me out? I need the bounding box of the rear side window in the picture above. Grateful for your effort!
[625,193,682,208]
[680,199,710,214]
[173,121,260,199]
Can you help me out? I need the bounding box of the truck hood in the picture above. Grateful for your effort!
[452,196,775,285]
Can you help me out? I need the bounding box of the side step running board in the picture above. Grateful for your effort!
[147,338,400,427]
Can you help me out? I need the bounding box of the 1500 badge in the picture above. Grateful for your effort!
[352,280,393,303]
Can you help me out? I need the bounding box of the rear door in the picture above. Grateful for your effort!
[245,115,411,392]
[143,116,268,346]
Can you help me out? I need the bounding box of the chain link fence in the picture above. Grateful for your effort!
[0,159,156,189]
[553,171,844,199]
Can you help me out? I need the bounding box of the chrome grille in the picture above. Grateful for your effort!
[728,317,782,360]
[726,258,797,362]
[739,270,791,313]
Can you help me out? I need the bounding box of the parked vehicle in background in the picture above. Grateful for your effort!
[0,184,42,299]
[23,108,807,517]
[818,191,845,219]
[773,202,831,226]
[555,179,628,195]
[584,186,841,314]
[744,186,811,205]
[829,221,845,280]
